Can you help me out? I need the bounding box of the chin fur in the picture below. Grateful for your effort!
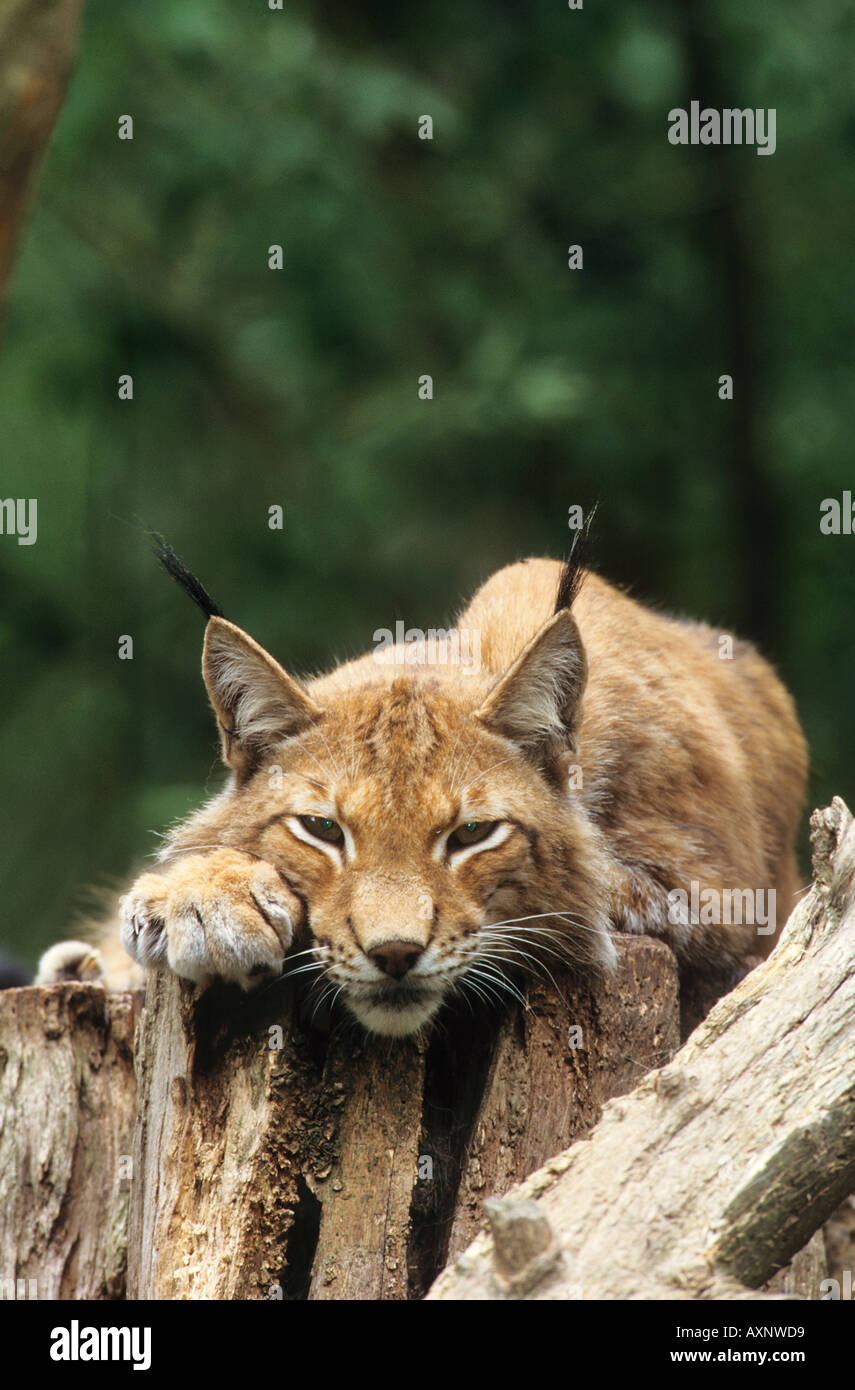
[345,988,444,1037]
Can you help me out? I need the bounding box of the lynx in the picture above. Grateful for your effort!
[38,550,807,1037]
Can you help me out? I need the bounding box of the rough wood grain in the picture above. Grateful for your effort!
[824,1195,855,1296]
[307,1032,427,1300]
[427,798,855,1300]
[0,983,141,1299]
[126,971,430,1300]
[764,1231,829,1300]
[127,934,679,1300]
[443,938,679,1267]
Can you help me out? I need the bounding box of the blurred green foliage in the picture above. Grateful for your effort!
[1,0,853,965]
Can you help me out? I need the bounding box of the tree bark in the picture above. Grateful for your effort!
[427,798,855,1300]
[0,0,86,311]
[126,934,679,1300]
[0,983,142,1299]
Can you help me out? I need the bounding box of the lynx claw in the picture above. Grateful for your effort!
[119,898,169,965]
[118,852,299,991]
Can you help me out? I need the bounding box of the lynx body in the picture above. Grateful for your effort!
[38,558,807,1036]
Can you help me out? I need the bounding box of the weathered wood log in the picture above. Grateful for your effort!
[427,797,855,1300]
[126,934,679,1300]
[2,946,676,1301]
[4,800,848,1300]
[0,0,87,311]
[0,983,142,1299]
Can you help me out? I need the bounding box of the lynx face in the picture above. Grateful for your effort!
[160,612,615,1036]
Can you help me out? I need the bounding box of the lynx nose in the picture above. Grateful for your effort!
[368,940,424,980]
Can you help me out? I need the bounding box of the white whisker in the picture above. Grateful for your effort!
[467,964,527,1009]
[458,756,516,796]
[159,843,266,862]
[458,973,495,1009]
[286,943,330,962]
[452,740,480,794]
[485,909,607,938]
[291,738,335,784]
[350,720,371,784]
[316,727,344,780]
[292,772,330,793]
[445,727,467,790]
[285,961,327,980]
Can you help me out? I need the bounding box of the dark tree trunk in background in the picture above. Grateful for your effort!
[679,0,783,656]
[0,0,86,313]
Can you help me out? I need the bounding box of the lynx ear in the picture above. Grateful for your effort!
[203,618,322,776]
[475,610,587,768]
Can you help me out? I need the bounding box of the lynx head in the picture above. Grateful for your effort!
[183,605,614,1036]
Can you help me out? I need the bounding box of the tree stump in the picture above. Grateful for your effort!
[126,934,678,1300]
[0,983,141,1299]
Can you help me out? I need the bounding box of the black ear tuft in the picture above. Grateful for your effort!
[555,504,597,613]
[150,533,225,620]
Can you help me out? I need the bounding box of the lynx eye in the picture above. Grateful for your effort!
[299,815,344,845]
[448,820,498,850]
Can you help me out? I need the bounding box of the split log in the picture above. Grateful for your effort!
[0,983,141,1299]
[0,0,87,310]
[427,797,855,1300]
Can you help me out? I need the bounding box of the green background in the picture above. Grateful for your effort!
[1,0,852,969]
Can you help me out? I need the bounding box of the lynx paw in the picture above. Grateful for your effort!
[35,940,106,985]
[119,849,301,990]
